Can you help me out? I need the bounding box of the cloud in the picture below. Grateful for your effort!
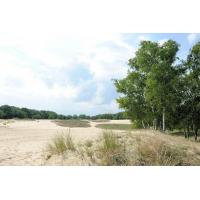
[158,39,168,45]
[0,33,135,114]
[187,33,199,44]
[137,35,150,42]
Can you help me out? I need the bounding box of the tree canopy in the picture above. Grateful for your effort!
[115,40,200,140]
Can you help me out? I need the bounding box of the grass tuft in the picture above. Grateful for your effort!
[96,131,128,166]
[135,135,185,166]
[47,131,76,155]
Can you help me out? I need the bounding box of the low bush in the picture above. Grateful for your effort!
[135,136,186,166]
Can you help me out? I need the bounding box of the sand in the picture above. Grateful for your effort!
[0,119,131,166]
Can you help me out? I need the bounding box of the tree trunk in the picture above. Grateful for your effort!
[142,120,145,129]
[184,127,187,138]
[194,128,198,141]
[187,126,190,139]
[153,120,155,130]
[162,107,165,132]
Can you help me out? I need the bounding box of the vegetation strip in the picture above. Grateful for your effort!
[95,123,132,130]
[53,120,91,128]
[45,130,200,166]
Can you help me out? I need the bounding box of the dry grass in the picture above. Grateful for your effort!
[45,130,200,166]
[95,131,128,165]
[47,130,76,156]
[135,136,185,165]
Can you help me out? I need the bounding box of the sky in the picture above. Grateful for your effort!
[0,33,200,115]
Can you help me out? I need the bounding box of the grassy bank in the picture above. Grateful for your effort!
[44,130,200,166]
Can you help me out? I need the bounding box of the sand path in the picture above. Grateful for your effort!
[0,119,130,165]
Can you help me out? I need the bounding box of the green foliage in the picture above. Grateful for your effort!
[0,110,5,118]
[91,112,128,120]
[0,105,127,121]
[115,39,200,139]
[48,112,58,119]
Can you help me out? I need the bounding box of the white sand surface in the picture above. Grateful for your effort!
[0,119,131,165]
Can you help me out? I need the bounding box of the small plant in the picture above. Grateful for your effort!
[97,131,128,166]
[47,135,67,155]
[85,147,95,161]
[47,131,76,155]
[65,134,76,151]
[85,140,93,148]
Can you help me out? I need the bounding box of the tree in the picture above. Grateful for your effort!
[0,105,14,119]
[48,112,58,119]
[145,40,179,131]
[183,41,200,140]
[115,71,150,128]
[115,40,180,131]
[0,110,5,118]
[32,114,42,119]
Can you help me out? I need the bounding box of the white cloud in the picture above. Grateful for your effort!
[158,39,167,45]
[0,33,135,114]
[76,99,120,115]
[78,34,134,81]
[187,33,199,44]
[138,35,150,42]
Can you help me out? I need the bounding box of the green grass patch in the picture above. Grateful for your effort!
[53,120,90,128]
[95,123,132,130]
[92,119,110,122]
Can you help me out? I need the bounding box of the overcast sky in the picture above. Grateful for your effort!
[0,32,199,115]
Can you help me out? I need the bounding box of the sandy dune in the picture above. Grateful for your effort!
[0,119,131,165]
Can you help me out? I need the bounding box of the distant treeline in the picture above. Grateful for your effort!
[0,105,128,120]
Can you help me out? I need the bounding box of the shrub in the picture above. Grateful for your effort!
[47,131,76,155]
[136,136,185,166]
[96,131,128,166]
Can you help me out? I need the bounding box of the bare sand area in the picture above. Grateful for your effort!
[0,119,131,165]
